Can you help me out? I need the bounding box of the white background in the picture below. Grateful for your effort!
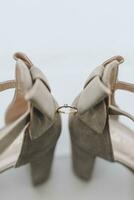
[0,0,133,199]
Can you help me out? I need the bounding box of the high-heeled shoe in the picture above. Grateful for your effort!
[69,56,134,180]
[0,52,61,185]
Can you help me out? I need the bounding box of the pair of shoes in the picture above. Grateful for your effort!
[0,53,133,186]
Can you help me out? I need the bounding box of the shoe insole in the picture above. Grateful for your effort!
[0,124,27,173]
[110,117,134,170]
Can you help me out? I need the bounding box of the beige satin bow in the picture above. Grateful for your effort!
[77,56,124,134]
[14,53,58,140]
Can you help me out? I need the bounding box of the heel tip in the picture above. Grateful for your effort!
[32,173,50,186]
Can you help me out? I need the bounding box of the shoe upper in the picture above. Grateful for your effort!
[0,52,61,167]
[69,55,134,161]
